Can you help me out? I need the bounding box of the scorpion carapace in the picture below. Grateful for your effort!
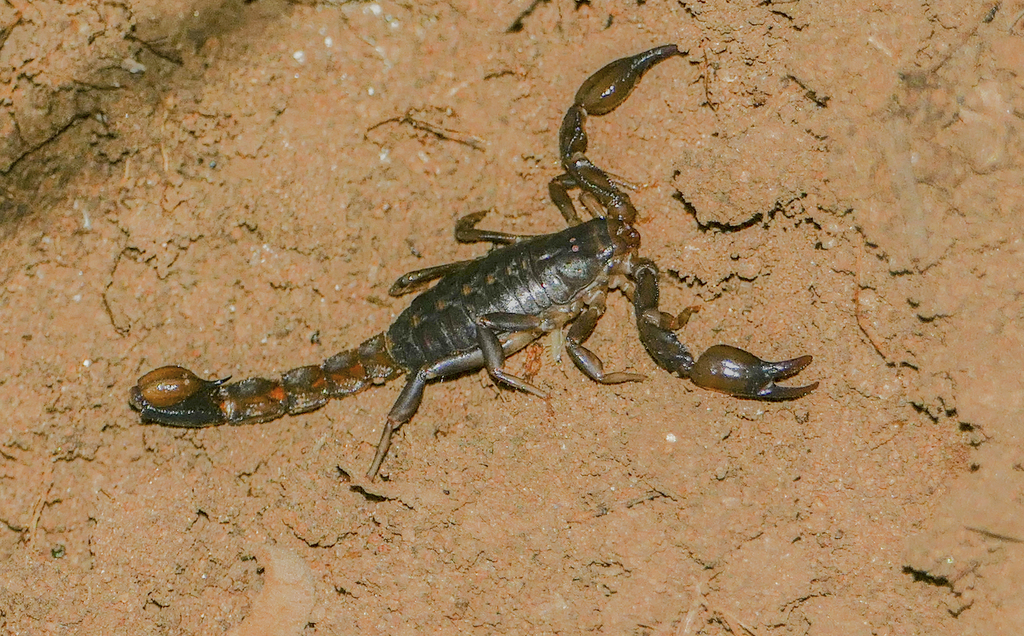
[130,45,818,479]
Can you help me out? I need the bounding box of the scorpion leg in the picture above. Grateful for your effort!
[391,210,533,297]
[368,329,540,479]
[476,312,548,398]
[550,158,636,224]
[391,210,545,297]
[455,210,534,245]
[389,260,477,297]
[550,175,620,223]
[549,172,643,226]
[566,306,645,384]
[368,370,427,479]
[631,260,818,400]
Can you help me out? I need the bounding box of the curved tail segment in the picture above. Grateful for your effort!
[129,333,403,427]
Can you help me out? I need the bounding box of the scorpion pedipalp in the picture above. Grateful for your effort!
[630,260,816,401]
[573,44,685,116]
[551,44,686,226]
[690,345,819,400]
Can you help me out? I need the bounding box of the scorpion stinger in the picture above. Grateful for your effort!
[130,45,817,480]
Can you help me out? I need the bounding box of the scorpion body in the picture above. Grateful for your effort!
[130,45,817,479]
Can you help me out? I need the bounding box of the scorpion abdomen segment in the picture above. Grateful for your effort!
[386,219,617,373]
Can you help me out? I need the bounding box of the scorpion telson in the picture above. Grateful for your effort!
[130,45,818,480]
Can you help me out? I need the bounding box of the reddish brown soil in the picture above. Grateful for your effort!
[2,1,1023,634]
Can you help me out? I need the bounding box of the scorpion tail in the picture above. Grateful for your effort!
[129,333,402,427]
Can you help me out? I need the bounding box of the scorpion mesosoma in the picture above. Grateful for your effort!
[130,45,818,479]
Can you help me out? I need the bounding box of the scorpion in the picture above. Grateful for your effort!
[130,45,818,480]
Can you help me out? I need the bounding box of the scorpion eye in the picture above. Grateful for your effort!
[133,366,210,408]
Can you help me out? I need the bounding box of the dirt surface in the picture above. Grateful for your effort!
[2,1,1023,634]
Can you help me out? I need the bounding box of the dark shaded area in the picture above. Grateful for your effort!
[0,0,293,237]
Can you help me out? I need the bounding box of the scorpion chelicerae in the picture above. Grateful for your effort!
[130,45,818,479]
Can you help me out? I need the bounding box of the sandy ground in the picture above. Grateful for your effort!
[2,1,1023,634]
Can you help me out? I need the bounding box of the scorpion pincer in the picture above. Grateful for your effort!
[130,45,818,479]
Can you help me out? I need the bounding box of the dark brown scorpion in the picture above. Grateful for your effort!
[130,45,818,479]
